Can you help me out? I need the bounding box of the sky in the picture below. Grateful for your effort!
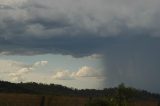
[0,0,160,93]
[0,54,104,89]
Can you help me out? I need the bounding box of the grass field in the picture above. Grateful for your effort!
[128,100,159,106]
[0,93,88,106]
[0,93,159,106]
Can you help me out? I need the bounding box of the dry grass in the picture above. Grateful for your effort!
[0,93,159,106]
[0,93,88,106]
[128,100,159,106]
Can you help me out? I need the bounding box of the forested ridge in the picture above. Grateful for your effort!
[0,80,159,100]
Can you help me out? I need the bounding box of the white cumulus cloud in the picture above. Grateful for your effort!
[52,70,74,80]
[8,67,32,82]
[0,59,48,82]
[75,66,100,77]
[52,66,103,80]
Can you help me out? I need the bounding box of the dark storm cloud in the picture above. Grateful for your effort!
[0,0,160,92]
[0,35,108,57]
[1,0,160,40]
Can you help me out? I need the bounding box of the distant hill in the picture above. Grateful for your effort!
[0,80,160,100]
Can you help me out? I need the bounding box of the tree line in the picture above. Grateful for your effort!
[0,80,159,101]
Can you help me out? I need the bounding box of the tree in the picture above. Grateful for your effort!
[117,83,128,106]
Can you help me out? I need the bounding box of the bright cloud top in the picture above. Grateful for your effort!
[8,67,32,82]
[0,60,48,82]
[52,66,103,80]
[52,70,74,80]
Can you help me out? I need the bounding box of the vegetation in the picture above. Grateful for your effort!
[0,81,160,106]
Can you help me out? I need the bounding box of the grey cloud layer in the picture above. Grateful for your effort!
[0,0,160,92]
[1,0,160,38]
[0,0,160,55]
